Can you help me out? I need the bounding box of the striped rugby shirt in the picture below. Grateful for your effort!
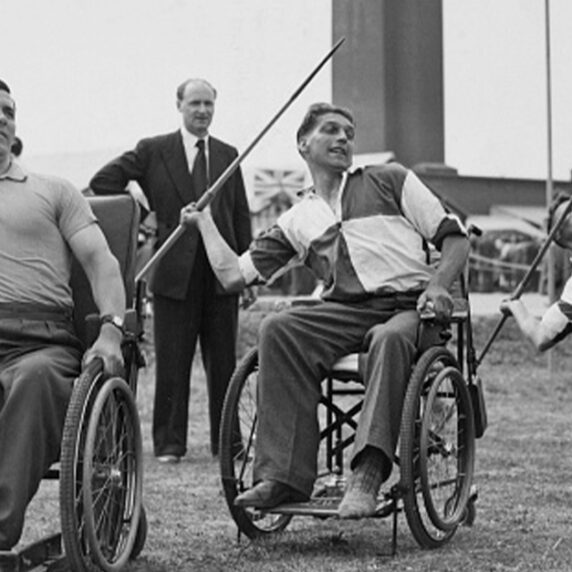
[239,163,466,302]
[539,275,572,348]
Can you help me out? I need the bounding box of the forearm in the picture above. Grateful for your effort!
[428,235,470,289]
[85,254,126,319]
[508,300,544,350]
[197,213,246,293]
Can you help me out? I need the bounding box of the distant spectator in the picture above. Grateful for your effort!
[538,192,572,298]
[502,197,572,351]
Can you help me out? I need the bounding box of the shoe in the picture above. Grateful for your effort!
[0,550,18,572]
[156,454,180,464]
[234,480,308,509]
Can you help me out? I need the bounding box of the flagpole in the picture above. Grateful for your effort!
[544,0,555,373]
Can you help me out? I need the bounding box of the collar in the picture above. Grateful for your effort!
[180,127,209,148]
[0,160,28,182]
[297,169,351,200]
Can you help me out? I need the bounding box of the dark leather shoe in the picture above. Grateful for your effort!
[234,480,308,509]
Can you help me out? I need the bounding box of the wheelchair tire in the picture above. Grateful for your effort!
[400,346,475,549]
[129,504,148,561]
[60,359,106,572]
[420,366,475,532]
[219,348,293,538]
[82,376,143,572]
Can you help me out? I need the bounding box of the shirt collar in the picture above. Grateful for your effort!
[0,160,28,182]
[180,127,209,148]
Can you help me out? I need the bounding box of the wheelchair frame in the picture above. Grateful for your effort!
[219,277,484,554]
[5,195,147,572]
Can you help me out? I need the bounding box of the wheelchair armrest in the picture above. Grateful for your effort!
[420,297,469,323]
[84,308,141,347]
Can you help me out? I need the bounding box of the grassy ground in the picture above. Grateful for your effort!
[19,308,572,571]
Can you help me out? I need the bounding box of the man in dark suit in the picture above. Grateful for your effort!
[90,78,252,461]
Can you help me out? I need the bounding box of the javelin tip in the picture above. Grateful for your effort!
[332,37,346,51]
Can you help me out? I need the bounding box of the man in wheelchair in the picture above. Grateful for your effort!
[0,81,125,552]
[502,195,572,351]
[181,102,470,519]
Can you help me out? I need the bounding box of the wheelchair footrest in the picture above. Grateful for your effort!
[14,533,65,572]
[266,494,396,519]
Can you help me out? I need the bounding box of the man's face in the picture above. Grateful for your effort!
[0,90,16,160]
[177,82,215,137]
[299,112,355,172]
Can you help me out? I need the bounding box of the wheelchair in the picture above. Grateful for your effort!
[7,195,147,572]
[219,278,486,553]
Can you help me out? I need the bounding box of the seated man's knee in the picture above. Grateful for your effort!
[259,310,295,341]
[364,319,416,354]
[10,353,74,404]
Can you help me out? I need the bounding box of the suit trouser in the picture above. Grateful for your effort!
[254,296,437,497]
[0,318,81,549]
[152,247,239,457]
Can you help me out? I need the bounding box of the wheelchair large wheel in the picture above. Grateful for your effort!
[60,360,106,572]
[400,346,476,549]
[219,348,293,538]
[60,362,143,571]
[82,376,143,571]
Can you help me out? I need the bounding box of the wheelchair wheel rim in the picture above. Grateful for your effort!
[82,376,143,571]
[219,348,293,537]
[419,366,475,531]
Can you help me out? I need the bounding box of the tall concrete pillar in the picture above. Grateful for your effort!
[332,0,444,167]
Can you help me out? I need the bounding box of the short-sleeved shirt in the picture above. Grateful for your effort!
[0,162,97,309]
[239,163,466,302]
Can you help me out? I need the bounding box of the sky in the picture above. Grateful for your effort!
[3,0,332,183]
[443,0,572,183]
[3,0,572,187]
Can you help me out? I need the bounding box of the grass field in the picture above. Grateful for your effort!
[19,308,572,571]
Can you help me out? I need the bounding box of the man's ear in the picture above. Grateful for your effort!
[297,138,308,158]
[176,99,182,112]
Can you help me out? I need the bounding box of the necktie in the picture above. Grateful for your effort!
[192,139,208,198]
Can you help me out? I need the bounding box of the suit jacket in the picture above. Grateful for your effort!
[89,131,252,300]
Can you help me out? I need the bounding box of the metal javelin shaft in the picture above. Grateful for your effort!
[476,194,572,366]
[135,37,346,283]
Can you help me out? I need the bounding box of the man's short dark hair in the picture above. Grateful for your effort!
[296,103,354,143]
[176,78,217,102]
[0,80,11,94]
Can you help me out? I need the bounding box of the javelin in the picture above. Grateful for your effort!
[476,194,572,366]
[136,37,346,283]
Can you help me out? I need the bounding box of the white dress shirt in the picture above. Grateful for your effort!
[180,127,210,176]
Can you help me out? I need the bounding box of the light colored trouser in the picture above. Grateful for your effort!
[253,296,442,496]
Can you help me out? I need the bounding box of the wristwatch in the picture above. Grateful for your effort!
[100,314,125,335]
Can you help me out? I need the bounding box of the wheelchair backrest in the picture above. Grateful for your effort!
[70,194,140,347]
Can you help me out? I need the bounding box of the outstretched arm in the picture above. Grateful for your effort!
[181,205,246,293]
[501,298,571,352]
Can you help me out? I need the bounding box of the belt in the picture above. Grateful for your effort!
[0,303,73,322]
